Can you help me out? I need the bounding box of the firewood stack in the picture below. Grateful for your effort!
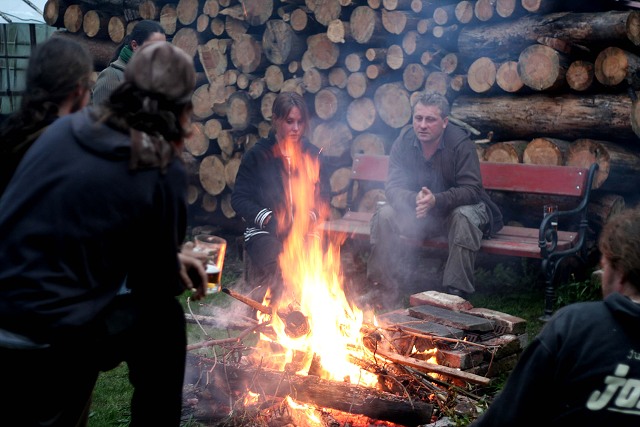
[42,0,639,234]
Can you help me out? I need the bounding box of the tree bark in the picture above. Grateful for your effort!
[458,11,640,61]
[451,93,636,141]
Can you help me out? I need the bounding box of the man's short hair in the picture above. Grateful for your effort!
[599,208,640,288]
[413,92,450,118]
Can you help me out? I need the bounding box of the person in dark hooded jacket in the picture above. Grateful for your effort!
[231,91,328,303]
[471,207,640,427]
[367,92,503,305]
[0,42,206,427]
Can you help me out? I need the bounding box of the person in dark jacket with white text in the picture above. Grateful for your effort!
[471,207,640,427]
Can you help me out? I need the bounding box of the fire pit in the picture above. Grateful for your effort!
[181,134,527,426]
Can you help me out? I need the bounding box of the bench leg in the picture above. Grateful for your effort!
[541,257,559,322]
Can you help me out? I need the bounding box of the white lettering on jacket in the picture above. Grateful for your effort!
[586,363,640,415]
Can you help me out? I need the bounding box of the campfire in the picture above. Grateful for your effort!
[183,138,525,426]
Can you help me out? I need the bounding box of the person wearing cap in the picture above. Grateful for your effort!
[0,42,205,427]
[92,19,166,106]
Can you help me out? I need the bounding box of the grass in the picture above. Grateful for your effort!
[88,248,601,426]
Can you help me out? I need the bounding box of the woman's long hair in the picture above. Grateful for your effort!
[0,37,92,145]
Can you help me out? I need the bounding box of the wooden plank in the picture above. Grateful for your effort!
[480,162,589,197]
[352,154,389,181]
[408,305,495,332]
[377,311,465,338]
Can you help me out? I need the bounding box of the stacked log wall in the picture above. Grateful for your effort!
[43,0,640,233]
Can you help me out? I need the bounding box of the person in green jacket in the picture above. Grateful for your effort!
[91,19,166,105]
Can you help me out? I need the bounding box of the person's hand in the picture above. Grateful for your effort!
[416,186,435,219]
[178,251,207,300]
[264,213,277,235]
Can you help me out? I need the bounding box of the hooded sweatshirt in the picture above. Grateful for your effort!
[472,292,640,427]
[0,107,187,344]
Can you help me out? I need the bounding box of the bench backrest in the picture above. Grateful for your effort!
[480,162,591,197]
[347,155,594,209]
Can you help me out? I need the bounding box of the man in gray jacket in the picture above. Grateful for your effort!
[367,92,502,305]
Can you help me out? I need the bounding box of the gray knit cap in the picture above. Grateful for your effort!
[124,41,195,103]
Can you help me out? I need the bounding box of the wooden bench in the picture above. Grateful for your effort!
[317,154,599,320]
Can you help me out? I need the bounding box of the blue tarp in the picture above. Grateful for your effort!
[0,0,47,24]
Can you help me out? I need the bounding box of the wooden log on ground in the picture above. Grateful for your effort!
[303,68,329,94]
[327,19,352,44]
[227,91,259,131]
[262,19,306,66]
[347,97,379,132]
[305,33,340,70]
[350,5,386,45]
[184,122,209,157]
[474,0,496,22]
[467,57,497,94]
[311,120,353,158]
[594,46,640,88]
[44,0,66,27]
[566,138,640,193]
[329,67,349,89]
[522,137,570,165]
[160,3,178,35]
[455,0,475,24]
[425,72,452,97]
[82,10,110,39]
[458,11,640,61]
[172,27,199,59]
[374,83,412,129]
[330,167,353,209]
[496,60,524,93]
[315,87,350,121]
[308,0,342,26]
[264,65,285,93]
[199,155,227,196]
[198,39,229,83]
[63,4,85,33]
[451,93,636,141]
[184,355,434,426]
[403,63,427,92]
[176,0,199,26]
[351,132,387,158]
[566,60,595,92]
[517,44,568,91]
[230,34,268,74]
[483,140,528,163]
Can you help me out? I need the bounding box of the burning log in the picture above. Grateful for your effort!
[183,354,434,426]
[221,287,311,338]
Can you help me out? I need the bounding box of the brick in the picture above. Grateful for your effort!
[409,290,474,311]
[408,305,495,332]
[464,307,527,335]
[436,347,485,370]
[480,334,526,360]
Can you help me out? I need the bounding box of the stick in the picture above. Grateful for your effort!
[187,322,266,351]
[374,348,491,386]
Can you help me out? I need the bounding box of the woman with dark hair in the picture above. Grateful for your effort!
[231,91,329,303]
[0,36,93,196]
[92,19,166,105]
[0,42,205,427]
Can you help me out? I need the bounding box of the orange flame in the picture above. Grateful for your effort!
[263,137,377,386]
